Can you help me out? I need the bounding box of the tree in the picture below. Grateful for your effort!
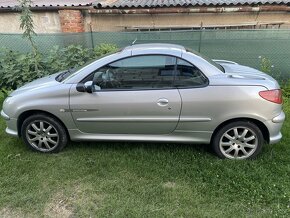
[18,0,39,70]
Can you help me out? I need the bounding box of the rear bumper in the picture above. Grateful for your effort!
[272,111,285,123]
[269,132,282,144]
[264,111,285,144]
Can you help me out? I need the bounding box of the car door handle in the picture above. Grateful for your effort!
[157,98,169,106]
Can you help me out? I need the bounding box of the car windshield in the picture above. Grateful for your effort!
[186,48,225,73]
[56,50,119,82]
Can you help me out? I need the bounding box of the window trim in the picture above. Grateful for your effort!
[80,54,209,92]
[174,57,209,89]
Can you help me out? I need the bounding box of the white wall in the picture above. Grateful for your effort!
[0,12,61,33]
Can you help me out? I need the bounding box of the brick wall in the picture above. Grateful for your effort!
[58,10,84,33]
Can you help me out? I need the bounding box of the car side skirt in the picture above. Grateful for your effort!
[68,129,213,144]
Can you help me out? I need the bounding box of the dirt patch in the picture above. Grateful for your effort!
[163,181,177,189]
[0,207,25,218]
[44,183,104,217]
[69,183,105,213]
[44,192,73,218]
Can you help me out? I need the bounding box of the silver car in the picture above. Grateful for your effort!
[1,44,285,159]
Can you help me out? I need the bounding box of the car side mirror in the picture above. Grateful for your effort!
[76,81,93,93]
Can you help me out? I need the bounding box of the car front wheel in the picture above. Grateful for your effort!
[21,114,68,153]
[212,121,264,160]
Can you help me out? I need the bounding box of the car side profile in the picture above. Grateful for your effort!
[1,43,285,159]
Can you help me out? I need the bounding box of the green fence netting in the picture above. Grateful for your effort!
[0,29,290,76]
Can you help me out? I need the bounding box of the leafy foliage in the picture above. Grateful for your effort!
[18,0,36,41]
[260,56,272,75]
[18,0,40,72]
[0,50,43,91]
[259,56,288,84]
[94,43,118,57]
[282,80,290,99]
[0,44,118,92]
[44,45,93,73]
[259,56,290,100]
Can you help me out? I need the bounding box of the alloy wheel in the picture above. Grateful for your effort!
[26,120,59,152]
[219,126,258,160]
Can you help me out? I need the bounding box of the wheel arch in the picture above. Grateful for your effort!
[210,118,270,144]
[17,110,70,139]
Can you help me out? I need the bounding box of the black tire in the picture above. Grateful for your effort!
[212,121,264,160]
[21,113,68,153]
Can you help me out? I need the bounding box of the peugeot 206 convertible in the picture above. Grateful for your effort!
[1,44,285,159]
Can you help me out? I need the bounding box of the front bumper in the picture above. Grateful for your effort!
[1,110,18,137]
[1,110,10,120]
[265,111,285,144]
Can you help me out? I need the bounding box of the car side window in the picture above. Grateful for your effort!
[90,55,176,90]
[174,58,208,87]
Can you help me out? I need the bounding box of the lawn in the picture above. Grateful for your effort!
[0,95,289,217]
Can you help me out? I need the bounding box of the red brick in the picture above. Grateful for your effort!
[58,9,84,33]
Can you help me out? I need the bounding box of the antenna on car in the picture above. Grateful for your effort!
[132,38,137,45]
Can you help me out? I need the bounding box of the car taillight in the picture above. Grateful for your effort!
[259,89,282,104]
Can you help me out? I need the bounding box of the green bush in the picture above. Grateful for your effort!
[0,50,45,91]
[44,45,93,73]
[259,56,290,101]
[282,80,290,97]
[93,43,118,57]
[260,56,272,75]
[259,56,289,84]
[282,81,290,114]
[0,43,118,92]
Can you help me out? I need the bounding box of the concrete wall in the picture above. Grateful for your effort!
[0,12,61,33]
[0,10,289,33]
[86,12,290,31]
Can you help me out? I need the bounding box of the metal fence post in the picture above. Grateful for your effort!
[89,23,95,49]
[198,22,203,53]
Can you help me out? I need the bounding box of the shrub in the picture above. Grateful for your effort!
[0,43,118,92]
[281,81,290,114]
[44,45,93,73]
[260,56,273,75]
[0,49,45,91]
[93,43,118,57]
[282,80,290,97]
[259,56,289,84]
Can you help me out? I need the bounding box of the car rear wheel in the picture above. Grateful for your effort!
[212,121,263,160]
[21,114,68,153]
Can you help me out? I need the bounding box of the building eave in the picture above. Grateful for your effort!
[0,6,92,12]
[89,4,290,14]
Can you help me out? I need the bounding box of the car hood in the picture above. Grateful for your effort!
[9,72,61,97]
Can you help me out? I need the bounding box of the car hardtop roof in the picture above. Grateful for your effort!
[123,43,186,52]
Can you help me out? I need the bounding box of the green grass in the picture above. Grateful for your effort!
[0,97,289,217]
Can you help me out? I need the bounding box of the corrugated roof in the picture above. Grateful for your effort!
[0,0,289,9]
[0,0,93,8]
[94,0,290,8]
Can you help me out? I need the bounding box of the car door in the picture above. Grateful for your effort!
[69,55,182,135]
[173,57,213,136]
